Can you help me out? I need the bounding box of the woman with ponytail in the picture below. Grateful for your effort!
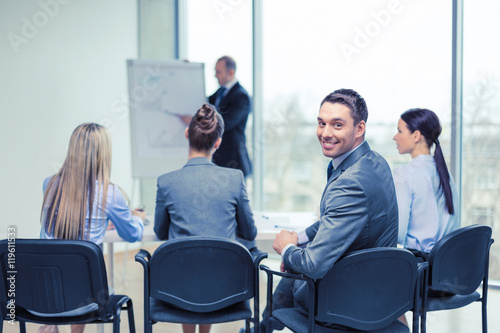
[393,108,459,253]
[154,103,257,333]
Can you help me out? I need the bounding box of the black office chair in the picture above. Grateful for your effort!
[420,224,494,333]
[135,236,267,333]
[261,247,428,333]
[0,238,135,333]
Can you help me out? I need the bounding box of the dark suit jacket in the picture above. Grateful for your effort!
[154,157,257,242]
[283,141,398,280]
[208,82,252,176]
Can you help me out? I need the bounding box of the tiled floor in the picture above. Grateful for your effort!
[4,244,500,332]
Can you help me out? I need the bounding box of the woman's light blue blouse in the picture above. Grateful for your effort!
[40,176,144,245]
[393,155,459,252]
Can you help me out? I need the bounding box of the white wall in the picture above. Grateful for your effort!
[0,0,138,238]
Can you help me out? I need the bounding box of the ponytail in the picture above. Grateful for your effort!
[433,139,454,215]
[401,109,455,215]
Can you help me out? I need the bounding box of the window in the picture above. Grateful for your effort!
[182,0,500,283]
[261,0,452,211]
[463,0,500,282]
[185,0,253,96]
[468,207,495,230]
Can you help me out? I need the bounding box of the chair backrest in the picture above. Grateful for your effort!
[428,224,493,295]
[0,239,109,318]
[316,247,418,331]
[149,236,255,313]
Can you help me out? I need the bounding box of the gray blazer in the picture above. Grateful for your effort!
[154,157,257,242]
[283,141,398,280]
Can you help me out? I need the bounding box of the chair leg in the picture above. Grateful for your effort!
[144,302,151,333]
[482,298,487,333]
[265,271,274,333]
[412,311,419,333]
[421,309,426,333]
[20,321,26,333]
[126,299,136,333]
[113,316,121,333]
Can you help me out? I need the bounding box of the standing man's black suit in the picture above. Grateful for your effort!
[208,78,252,177]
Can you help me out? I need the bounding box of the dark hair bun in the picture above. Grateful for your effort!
[188,103,224,151]
[194,104,217,133]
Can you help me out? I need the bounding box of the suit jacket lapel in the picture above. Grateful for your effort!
[320,141,371,210]
[219,82,239,106]
[328,167,343,183]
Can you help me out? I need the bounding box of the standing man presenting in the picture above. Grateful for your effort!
[208,56,252,177]
[253,88,399,332]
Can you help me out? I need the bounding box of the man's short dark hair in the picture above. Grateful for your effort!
[217,55,236,72]
[320,88,368,125]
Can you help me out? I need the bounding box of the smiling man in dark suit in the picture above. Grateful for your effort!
[208,56,252,177]
[247,89,399,333]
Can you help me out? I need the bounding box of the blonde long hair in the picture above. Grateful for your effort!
[41,123,112,240]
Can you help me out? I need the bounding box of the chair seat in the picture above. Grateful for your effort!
[273,308,410,333]
[14,294,132,325]
[149,298,252,324]
[426,291,480,312]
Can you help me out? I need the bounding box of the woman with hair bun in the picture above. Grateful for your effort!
[154,103,257,333]
[393,108,459,253]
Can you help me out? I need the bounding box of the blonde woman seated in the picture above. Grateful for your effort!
[154,103,257,333]
[40,123,145,333]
